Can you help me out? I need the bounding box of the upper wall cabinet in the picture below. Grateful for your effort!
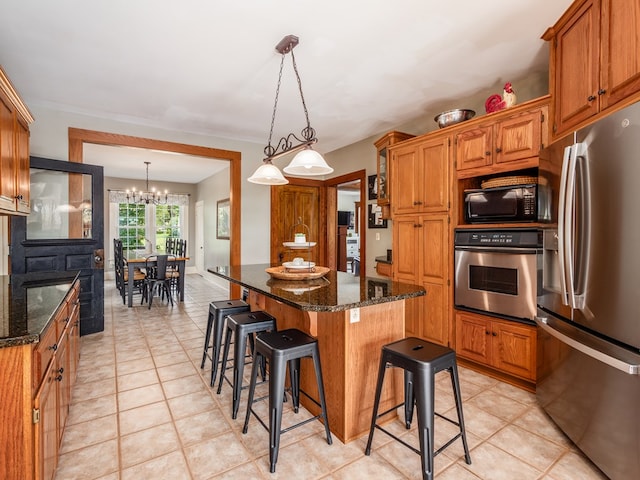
[374,131,414,209]
[0,66,33,215]
[544,0,640,137]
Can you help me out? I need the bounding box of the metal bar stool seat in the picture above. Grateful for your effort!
[217,311,277,419]
[200,300,250,386]
[365,337,471,480]
[242,328,332,473]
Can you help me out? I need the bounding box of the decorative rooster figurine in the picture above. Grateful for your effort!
[485,82,516,113]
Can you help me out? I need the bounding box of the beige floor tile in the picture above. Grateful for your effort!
[331,453,407,479]
[116,356,156,376]
[184,431,253,479]
[72,377,117,402]
[117,368,160,391]
[118,383,165,411]
[75,363,116,384]
[120,450,191,480]
[462,442,542,480]
[545,450,609,480]
[162,373,208,399]
[466,390,529,422]
[157,360,199,382]
[119,400,172,435]
[120,423,181,468]
[153,349,191,367]
[167,389,217,419]
[59,414,119,454]
[66,394,118,426]
[211,461,268,479]
[174,408,232,446]
[488,424,567,471]
[55,439,119,479]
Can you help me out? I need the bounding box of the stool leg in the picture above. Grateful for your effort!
[242,350,262,434]
[216,326,233,393]
[201,310,214,369]
[210,312,226,386]
[413,373,435,480]
[231,331,249,419]
[311,350,332,445]
[450,364,472,465]
[268,354,287,473]
[365,355,388,455]
[404,370,415,429]
[287,358,301,413]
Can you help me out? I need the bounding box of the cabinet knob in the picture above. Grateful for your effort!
[14,194,23,200]
[58,367,64,374]
[495,147,502,153]
[492,332,497,336]
[587,95,597,102]
[598,88,606,95]
[485,330,490,335]
[55,374,63,382]
[48,343,58,351]
[485,151,491,156]
[413,201,423,206]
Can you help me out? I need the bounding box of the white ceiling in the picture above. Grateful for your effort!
[1,0,572,183]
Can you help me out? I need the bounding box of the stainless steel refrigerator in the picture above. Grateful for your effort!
[536,101,640,480]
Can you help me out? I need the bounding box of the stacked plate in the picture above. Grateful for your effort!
[282,261,316,270]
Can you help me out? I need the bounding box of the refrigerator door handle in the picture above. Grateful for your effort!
[557,144,575,307]
[535,315,640,375]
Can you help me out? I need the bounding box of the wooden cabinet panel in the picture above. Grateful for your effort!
[547,0,640,136]
[391,144,420,215]
[392,216,421,280]
[0,67,33,215]
[495,109,543,164]
[34,363,58,480]
[455,125,492,171]
[374,131,414,207]
[374,261,392,277]
[455,310,536,381]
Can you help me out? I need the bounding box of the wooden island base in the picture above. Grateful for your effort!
[248,290,405,443]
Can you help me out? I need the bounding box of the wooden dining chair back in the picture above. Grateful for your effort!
[142,254,176,308]
[114,239,145,305]
[176,239,186,257]
[166,237,177,255]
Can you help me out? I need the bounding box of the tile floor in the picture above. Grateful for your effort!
[53,274,607,480]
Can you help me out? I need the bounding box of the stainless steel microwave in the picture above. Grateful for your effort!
[464,184,538,223]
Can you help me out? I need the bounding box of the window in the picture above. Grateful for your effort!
[155,204,181,253]
[118,203,146,251]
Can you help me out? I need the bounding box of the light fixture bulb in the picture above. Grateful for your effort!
[283,147,333,176]
[248,162,289,185]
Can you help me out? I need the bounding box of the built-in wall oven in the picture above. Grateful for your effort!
[454,228,542,322]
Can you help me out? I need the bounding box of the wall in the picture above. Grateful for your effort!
[323,71,550,275]
[27,105,272,274]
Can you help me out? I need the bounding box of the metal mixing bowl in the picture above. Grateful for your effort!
[434,109,476,128]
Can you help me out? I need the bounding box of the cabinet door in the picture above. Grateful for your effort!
[56,336,71,442]
[553,0,599,135]
[0,90,16,212]
[417,137,450,213]
[34,363,59,480]
[391,144,421,215]
[419,215,449,345]
[455,312,490,364]
[495,109,543,164]
[599,0,640,109]
[455,125,492,171]
[392,215,421,280]
[492,320,536,380]
[15,116,30,214]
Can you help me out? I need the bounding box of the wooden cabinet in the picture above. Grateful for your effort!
[375,261,392,277]
[0,66,33,215]
[544,0,640,137]
[390,134,451,216]
[455,105,547,178]
[393,214,450,345]
[0,279,79,480]
[455,310,536,382]
[374,131,414,210]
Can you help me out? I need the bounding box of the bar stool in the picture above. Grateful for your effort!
[364,337,471,480]
[200,300,250,386]
[217,311,277,419]
[242,328,332,473]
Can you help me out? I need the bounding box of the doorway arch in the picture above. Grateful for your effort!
[68,128,242,296]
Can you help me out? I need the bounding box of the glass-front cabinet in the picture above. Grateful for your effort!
[374,131,414,210]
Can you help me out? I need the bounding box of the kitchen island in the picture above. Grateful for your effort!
[209,264,425,443]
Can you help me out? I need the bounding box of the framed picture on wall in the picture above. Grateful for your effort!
[216,198,230,239]
[367,174,378,200]
[368,204,387,229]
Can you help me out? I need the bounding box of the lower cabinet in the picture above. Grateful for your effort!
[455,310,536,383]
[0,278,79,480]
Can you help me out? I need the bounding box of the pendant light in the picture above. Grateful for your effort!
[248,35,333,185]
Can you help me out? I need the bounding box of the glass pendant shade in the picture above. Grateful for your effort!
[283,147,333,176]
[247,162,289,185]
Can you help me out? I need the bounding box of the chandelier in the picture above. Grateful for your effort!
[126,161,168,205]
[248,34,333,185]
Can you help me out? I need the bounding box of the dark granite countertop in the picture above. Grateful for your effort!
[0,275,76,349]
[374,256,392,264]
[208,264,424,312]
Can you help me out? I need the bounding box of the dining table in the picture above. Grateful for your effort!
[124,252,189,307]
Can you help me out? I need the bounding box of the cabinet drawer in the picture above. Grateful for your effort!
[33,323,59,391]
[375,262,392,277]
[54,301,69,339]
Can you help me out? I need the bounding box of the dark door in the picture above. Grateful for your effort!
[11,157,104,335]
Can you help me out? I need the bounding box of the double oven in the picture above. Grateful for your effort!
[454,228,542,323]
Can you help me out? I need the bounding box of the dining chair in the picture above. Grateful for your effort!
[141,254,176,308]
[168,239,186,293]
[114,239,145,305]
